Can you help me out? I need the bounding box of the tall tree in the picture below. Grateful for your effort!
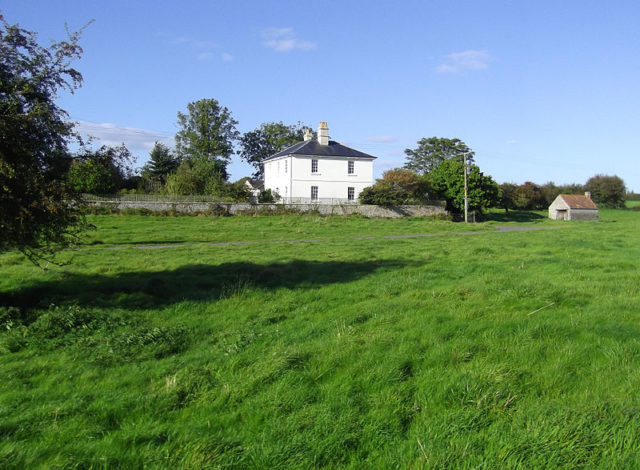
[404,137,475,175]
[175,98,239,180]
[141,142,178,184]
[239,121,309,180]
[0,16,89,262]
[585,174,626,208]
[430,158,499,213]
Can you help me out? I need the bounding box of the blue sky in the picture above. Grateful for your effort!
[4,0,640,190]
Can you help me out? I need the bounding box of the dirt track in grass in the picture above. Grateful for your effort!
[104,224,560,250]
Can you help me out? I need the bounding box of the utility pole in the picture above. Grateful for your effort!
[463,152,469,223]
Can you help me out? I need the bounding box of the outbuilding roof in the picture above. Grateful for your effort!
[264,139,377,161]
[558,194,598,209]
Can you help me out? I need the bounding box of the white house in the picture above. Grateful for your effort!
[548,193,599,220]
[262,122,376,203]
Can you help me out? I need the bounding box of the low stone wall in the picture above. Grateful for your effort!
[87,200,447,218]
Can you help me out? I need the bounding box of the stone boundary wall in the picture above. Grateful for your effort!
[87,200,447,218]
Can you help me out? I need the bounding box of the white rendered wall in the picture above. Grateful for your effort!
[263,156,293,199]
[264,155,374,201]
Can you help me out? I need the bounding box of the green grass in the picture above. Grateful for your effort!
[626,200,640,208]
[2,210,640,468]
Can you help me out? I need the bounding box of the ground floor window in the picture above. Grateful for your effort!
[347,187,355,201]
[311,186,318,201]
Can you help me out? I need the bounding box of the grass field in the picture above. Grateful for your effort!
[2,210,640,468]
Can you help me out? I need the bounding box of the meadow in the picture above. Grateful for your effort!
[1,210,640,468]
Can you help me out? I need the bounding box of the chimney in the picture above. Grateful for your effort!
[303,128,313,142]
[585,191,591,199]
[317,121,329,145]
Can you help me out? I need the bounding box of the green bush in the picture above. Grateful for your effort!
[258,189,278,203]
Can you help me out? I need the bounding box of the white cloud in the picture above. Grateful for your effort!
[192,39,218,49]
[157,33,220,61]
[367,135,399,143]
[197,52,214,61]
[74,121,173,154]
[221,52,233,62]
[436,50,491,74]
[262,27,316,52]
[374,158,406,174]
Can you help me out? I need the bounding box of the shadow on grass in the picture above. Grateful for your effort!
[481,210,547,223]
[83,240,189,247]
[3,259,408,315]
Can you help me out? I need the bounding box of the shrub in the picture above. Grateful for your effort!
[258,189,279,203]
[585,175,626,208]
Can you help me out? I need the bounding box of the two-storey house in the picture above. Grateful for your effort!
[262,122,376,203]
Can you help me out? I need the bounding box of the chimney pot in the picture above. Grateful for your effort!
[585,191,591,199]
[317,121,329,145]
[303,128,312,142]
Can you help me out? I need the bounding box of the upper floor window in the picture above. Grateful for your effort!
[311,159,318,173]
[285,160,288,173]
[348,161,354,174]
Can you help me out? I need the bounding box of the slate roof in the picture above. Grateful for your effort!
[559,194,598,209]
[264,139,377,161]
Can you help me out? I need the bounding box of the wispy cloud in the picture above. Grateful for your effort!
[262,27,316,52]
[156,32,233,62]
[375,158,406,173]
[74,121,173,154]
[506,139,519,145]
[436,49,491,74]
[197,52,214,61]
[157,33,218,49]
[367,135,399,143]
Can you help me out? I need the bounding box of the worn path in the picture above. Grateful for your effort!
[105,225,558,251]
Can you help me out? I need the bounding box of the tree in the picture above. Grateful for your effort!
[540,182,560,206]
[514,181,546,210]
[141,142,178,184]
[66,144,133,194]
[379,168,426,196]
[430,158,500,213]
[499,182,518,213]
[0,16,89,262]
[175,98,239,180]
[404,137,475,175]
[359,169,428,206]
[239,121,309,180]
[164,158,227,196]
[585,174,626,208]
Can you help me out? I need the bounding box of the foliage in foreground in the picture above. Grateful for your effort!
[1,211,640,467]
[0,16,88,261]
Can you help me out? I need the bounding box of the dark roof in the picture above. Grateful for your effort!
[559,194,598,209]
[264,139,377,161]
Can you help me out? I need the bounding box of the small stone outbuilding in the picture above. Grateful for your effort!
[548,193,598,220]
